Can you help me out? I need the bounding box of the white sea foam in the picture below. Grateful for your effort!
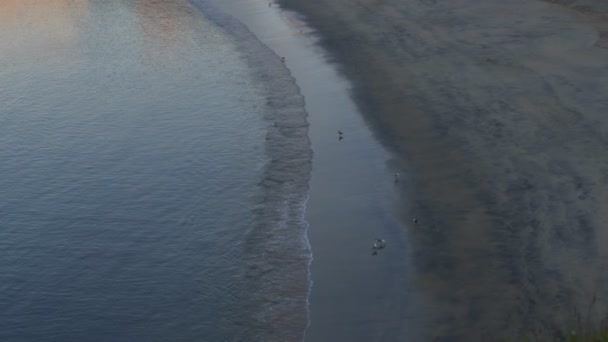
[189,1,314,340]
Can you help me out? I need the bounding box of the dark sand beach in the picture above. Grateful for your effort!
[272,0,608,339]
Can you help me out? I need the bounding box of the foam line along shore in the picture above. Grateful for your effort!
[192,0,414,340]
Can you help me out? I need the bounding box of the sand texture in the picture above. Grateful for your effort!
[276,0,608,339]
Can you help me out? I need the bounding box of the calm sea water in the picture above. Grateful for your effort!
[0,1,311,341]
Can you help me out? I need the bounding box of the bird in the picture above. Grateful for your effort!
[338,130,343,135]
[394,173,400,183]
[373,239,386,250]
[412,218,418,224]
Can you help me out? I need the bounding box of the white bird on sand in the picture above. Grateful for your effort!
[373,239,386,250]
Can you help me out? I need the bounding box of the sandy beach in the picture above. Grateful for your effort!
[272,0,608,339]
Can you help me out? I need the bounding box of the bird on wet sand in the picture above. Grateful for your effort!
[373,239,386,250]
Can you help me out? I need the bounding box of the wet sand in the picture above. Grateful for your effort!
[273,0,608,339]
[197,0,415,340]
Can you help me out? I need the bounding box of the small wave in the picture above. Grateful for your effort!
[188,1,313,341]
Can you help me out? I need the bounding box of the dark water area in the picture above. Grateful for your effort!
[0,0,311,340]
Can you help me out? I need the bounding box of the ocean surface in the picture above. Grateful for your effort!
[0,0,311,340]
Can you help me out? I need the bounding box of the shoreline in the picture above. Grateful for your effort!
[189,0,314,340]
[274,0,608,339]
[198,0,415,340]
